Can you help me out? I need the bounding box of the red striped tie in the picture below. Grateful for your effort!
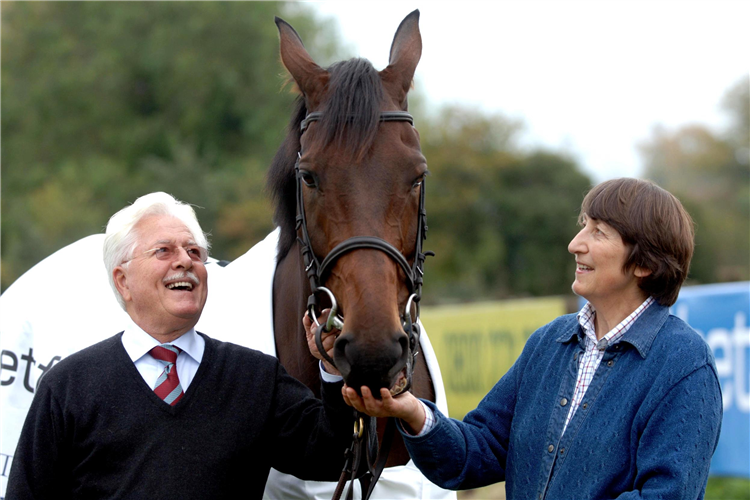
[149,345,184,406]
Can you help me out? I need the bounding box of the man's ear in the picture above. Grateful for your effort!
[634,267,653,278]
[113,267,132,303]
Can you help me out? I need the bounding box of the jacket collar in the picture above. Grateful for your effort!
[557,301,670,359]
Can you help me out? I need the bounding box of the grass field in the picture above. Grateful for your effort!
[705,477,750,499]
[455,477,750,499]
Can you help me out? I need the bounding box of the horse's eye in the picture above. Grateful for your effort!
[300,171,317,188]
[412,176,425,189]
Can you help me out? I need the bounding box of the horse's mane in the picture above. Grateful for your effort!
[267,58,385,260]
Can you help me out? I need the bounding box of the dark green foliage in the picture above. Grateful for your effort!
[640,78,750,285]
[0,2,595,300]
[1,1,337,288]
[418,106,592,303]
[18,3,742,304]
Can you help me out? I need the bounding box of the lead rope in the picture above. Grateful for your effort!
[332,413,397,500]
[361,416,396,499]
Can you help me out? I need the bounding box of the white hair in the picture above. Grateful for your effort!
[103,192,210,309]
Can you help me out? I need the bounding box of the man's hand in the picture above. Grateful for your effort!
[304,309,341,376]
[342,385,427,435]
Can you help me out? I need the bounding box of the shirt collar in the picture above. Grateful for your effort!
[557,297,669,358]
[121,317,205,365]
[615,299,669,358]
[576,302,597,341]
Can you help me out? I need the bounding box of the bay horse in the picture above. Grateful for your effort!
[269,10,436,470]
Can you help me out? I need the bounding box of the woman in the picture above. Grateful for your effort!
[341,178,722,500]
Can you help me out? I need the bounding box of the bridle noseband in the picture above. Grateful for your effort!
[294,110,432,395]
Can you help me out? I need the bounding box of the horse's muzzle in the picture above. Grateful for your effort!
[333,330,412,398]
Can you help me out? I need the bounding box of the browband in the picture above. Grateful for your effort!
[300,111,414,133]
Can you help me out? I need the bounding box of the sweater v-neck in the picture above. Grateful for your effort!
[113,331,213,415]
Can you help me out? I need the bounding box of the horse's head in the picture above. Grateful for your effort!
[270,11,427,396]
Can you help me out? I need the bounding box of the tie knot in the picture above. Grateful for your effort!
[149,344,181,364]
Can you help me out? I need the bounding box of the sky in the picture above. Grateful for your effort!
[305,0,749,182]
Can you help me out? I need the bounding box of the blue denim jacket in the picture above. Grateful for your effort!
[403,303,722,500]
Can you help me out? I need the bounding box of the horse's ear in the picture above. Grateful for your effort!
[275,17,329,109]
[381,10,422,109]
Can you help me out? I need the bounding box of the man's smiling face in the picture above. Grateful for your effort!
[113,215,208,339]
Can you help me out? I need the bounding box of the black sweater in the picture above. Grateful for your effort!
[7,333,353,499]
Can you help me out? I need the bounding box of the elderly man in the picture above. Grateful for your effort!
[6,192,353,499]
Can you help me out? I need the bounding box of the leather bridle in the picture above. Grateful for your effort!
[295,110,432,395]
[294,110,432,500]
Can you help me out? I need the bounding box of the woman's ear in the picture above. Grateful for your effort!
[634,266,653,278]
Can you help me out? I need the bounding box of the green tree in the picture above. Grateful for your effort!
[417,106,592,303]
[1,2,593,302]
[640,78,750,284]
[1,1,341,290]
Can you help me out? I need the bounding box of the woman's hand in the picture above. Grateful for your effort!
[342,385,427,435]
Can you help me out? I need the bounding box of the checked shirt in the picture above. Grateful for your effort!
[563,296,655,435]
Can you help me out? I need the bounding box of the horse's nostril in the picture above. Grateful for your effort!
[398,334,409,354]
[333,335,352,377]
[333,335,348,359]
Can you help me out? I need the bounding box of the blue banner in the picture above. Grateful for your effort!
[672,282,750,478]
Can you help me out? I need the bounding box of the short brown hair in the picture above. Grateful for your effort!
[579,178,694,306]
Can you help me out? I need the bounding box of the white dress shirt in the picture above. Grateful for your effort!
[120,319,204,391]
[120,316,335,393]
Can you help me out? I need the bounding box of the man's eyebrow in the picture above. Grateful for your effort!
[152,238,201,246]
[149,237,201,246]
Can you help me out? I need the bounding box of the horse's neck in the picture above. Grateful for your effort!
[272,243,323,397]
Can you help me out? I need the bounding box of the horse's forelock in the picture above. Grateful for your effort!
[320,58,384,161]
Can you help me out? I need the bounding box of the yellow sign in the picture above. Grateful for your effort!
[421,297,567,419]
